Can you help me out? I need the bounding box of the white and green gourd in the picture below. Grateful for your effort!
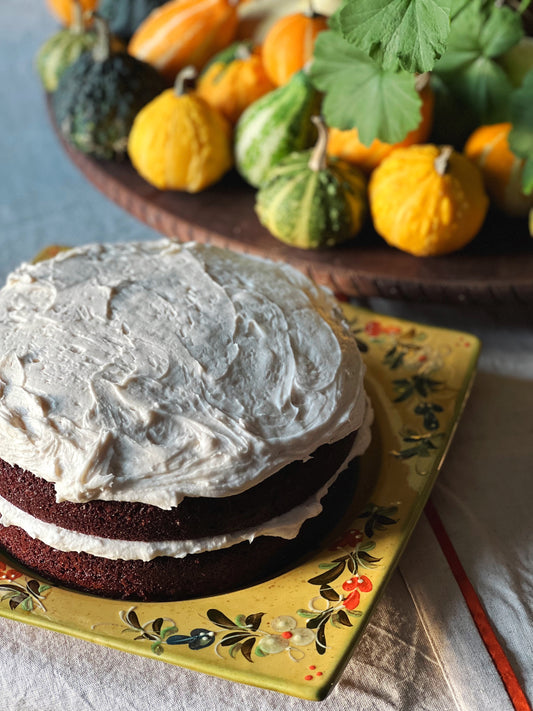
[234,68,320,188]
[36,1,99,92]
[255,116,368,249]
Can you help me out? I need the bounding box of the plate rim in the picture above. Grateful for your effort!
[0,303,480,701]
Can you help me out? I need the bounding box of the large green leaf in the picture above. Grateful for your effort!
[434,0,523,122]
[336,0,452,73]
[509,70,533,193]
[310,31,422,144]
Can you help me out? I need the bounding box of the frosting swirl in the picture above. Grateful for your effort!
[0,240,367,509]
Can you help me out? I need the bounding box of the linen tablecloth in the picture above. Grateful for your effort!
[1,3,531,709]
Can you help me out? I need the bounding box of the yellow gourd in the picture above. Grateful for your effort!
[369,145,489,257]
[196,42,275,124]
[128,67,233,192]
[464,123,533,217]
[128,0,241,82]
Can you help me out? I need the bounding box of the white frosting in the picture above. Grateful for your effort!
[0,397,373,560]
[0,239,368,509]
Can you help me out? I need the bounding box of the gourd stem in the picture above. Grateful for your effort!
[92,15,111,63]
[174,66,197,96]
[415,72,430,92]
[309,116,328,172]
[434,145,454,176]
[305,0,320,18]
[235,43,252,61]
[71,0,84,34]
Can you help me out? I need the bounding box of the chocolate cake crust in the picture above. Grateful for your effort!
[0,432,356,542]
[0,462,359,601]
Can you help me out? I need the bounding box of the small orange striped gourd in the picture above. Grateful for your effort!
[464,122,533,217]
[128,0,242,82]
[262,6,328,86]
[46,0,98,26]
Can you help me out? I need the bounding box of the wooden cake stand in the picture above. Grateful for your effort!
[49,99,533,305]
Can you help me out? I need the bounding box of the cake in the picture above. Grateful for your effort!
[0,239,372,601]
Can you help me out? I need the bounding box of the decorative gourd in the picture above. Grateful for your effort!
[327,79,435,174]
[369,145,489,257]
[37,2,98,92]
[128,0,241,82]
[196,42,275,125]
[46,0,98,26]
[98,0,167,41]
[235,69,320,188]
[128,67,233,192]
[256,117,367,249]
[261,3,328,86]
[52,17,168,159]
[464,123,533,217]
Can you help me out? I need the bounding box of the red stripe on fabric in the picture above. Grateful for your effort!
[425,497,532,711]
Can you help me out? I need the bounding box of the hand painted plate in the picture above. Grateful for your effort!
[0,304,479,701]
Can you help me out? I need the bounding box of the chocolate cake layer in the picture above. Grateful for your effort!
[0,462,359,601]
[0,432,356,542]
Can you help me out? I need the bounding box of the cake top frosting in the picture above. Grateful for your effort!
[0,239,367,509]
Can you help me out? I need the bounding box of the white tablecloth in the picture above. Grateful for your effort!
[1,3,532,709]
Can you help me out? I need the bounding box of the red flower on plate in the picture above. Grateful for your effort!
[329,528,363,551]
[341,575,373,610]
[364,320,402,337]
[0,561,22,581]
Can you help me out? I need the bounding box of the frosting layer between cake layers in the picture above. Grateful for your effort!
[0,239,367,509]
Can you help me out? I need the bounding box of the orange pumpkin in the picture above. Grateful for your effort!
[328,81,435,174]
[262,8,328,86]
[464,123,533,217]
[46,0,98,26]
[196,42,275,124]
[128,0,242,82]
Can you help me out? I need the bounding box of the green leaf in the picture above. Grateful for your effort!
[320,585,342,602]
[523,160,533,194]
[20,596,33,612]
[308,560,346,586]
[161,625,179,638]
[245,612,264,632]
[509,70,533,193]
[310,31,423,144]
[434,0,523,123]
[337,0,452,73]
[240,637,256,663]
[222,633,251,648]
[207,609,238,630]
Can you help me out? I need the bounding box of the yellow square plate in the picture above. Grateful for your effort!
[0,303,479,701]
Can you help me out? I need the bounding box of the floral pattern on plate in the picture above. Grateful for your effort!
[0,304,480,701]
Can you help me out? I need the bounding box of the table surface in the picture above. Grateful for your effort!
[1,3,532,710]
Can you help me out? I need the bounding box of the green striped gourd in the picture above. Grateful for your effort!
[36,1,98,92]
[256,117,367,249]
[234,69,319,188]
